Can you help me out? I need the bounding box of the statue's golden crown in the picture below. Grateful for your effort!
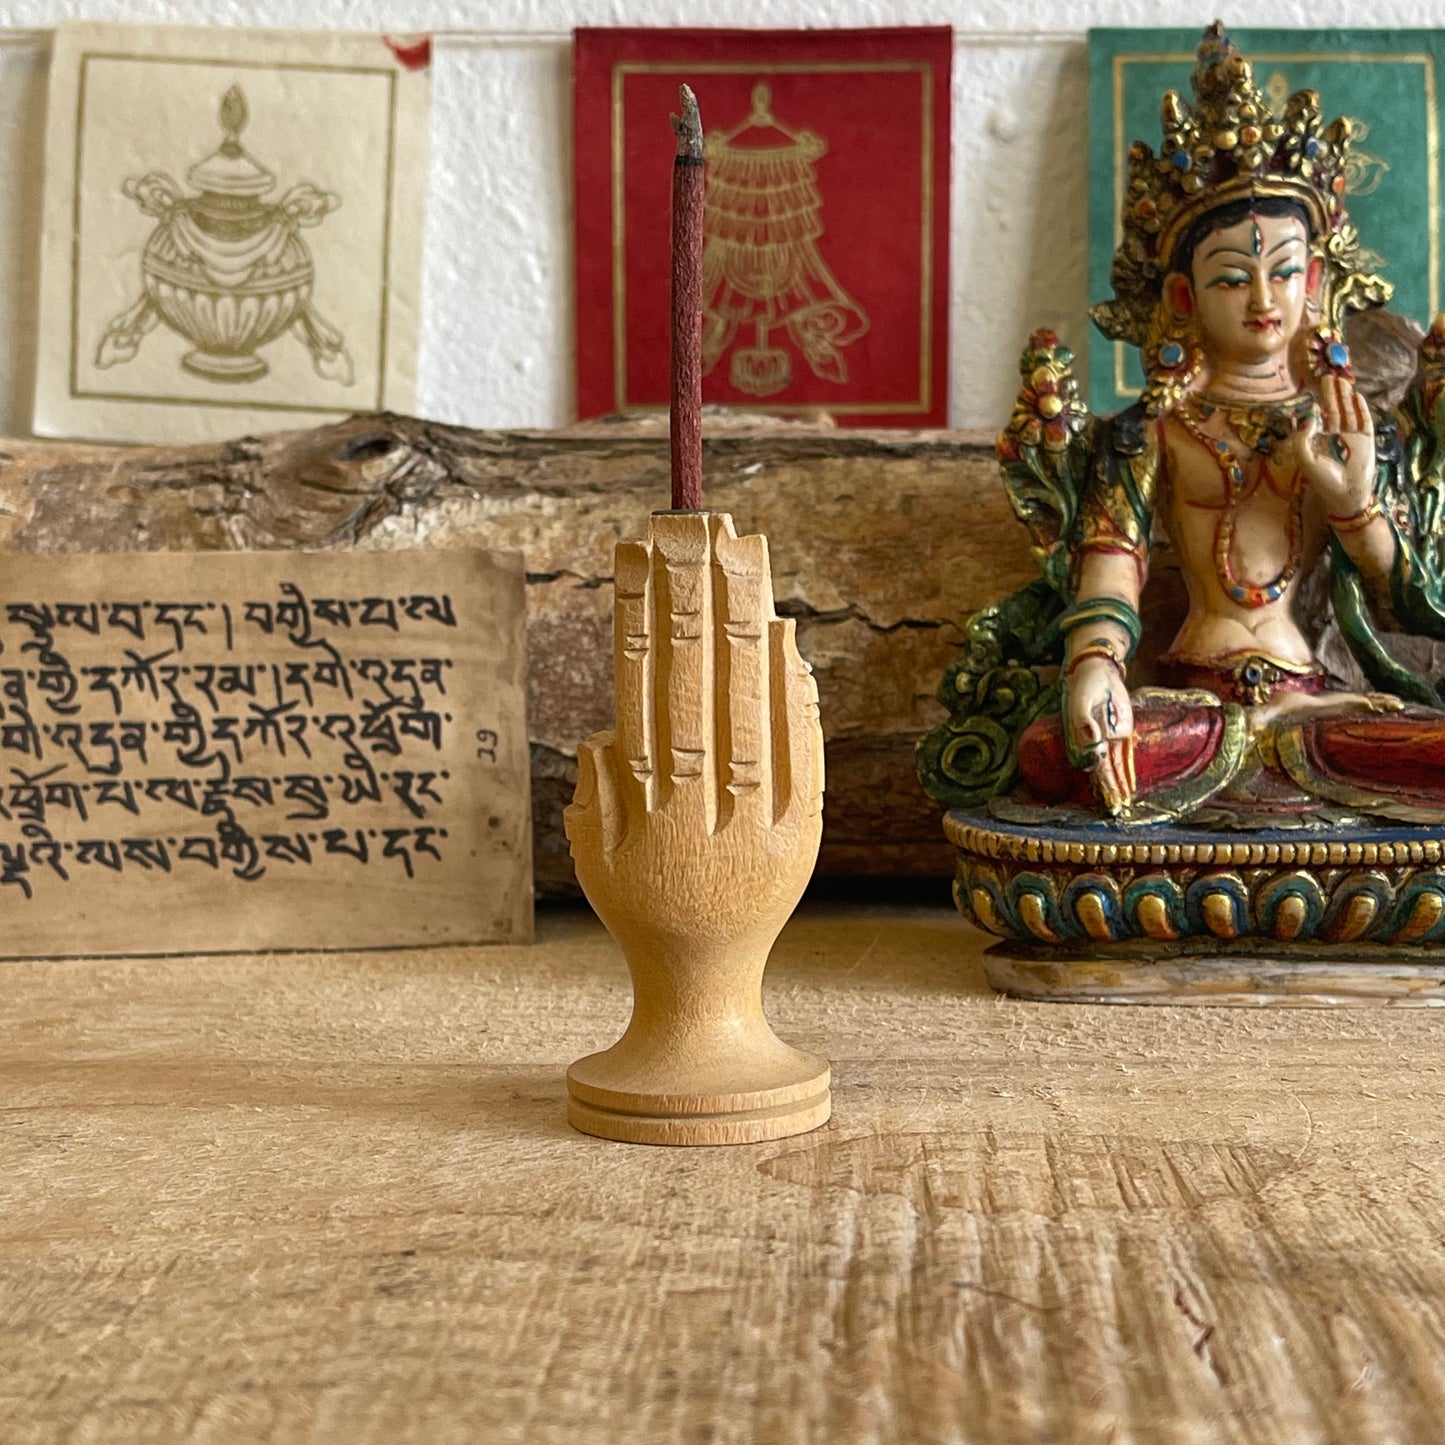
[1092,22,1391,347]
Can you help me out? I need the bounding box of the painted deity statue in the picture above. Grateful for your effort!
[920,26,1445,998]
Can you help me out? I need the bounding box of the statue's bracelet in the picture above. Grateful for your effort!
[1328,496,1386,533]
[1066,641,1125,677]
[1058,596,1142,659]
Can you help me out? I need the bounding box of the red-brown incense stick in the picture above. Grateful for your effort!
[670,85,704,511]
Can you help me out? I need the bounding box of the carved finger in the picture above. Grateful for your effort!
[1092,692,1114,747]
[1108,734,1136,810]
[1352,384,1372,435]
[565,732,626,857]
[1094,743,1126,815]
[1339,375,1356,432]
[771,615,824,825]
[613,538,656,812]
[650,511,714,826]
[711,516,771,828]
[1067,709,1103,770]
[1336,376,1360,433]
[1324,375,1344,436]
[1292,408,1322,474]
[1093,722,1135,814]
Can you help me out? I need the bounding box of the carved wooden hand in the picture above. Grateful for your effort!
[564,510,830,1145]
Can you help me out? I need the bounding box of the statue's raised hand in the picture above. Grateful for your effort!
[564,510,829,1144]
[1295,374,1377,519]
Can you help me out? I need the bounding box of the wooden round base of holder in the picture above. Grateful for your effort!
[566,1047,831,1146]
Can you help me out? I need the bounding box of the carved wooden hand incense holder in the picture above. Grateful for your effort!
[564,510,829,1144]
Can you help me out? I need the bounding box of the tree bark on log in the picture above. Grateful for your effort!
[0,415,1033,895]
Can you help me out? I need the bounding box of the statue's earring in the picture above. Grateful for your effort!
[1142,306,1203,413]
[1156,315,1198,372]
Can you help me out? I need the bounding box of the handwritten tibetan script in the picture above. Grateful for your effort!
[0,549,531,957]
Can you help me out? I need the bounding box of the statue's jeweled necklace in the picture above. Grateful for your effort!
[1185,390,1317,453]
[1173,392,1313,609]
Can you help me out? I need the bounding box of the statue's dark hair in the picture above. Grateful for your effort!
[1169,195,1313,278]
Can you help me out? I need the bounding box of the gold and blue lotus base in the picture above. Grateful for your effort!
[946,810,1445,1005]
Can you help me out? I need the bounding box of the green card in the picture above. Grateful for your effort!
[1089,27,1445,413]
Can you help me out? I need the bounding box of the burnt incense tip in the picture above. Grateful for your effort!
[671,84,703,161]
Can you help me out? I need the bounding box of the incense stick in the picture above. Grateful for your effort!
[669,84,704,511]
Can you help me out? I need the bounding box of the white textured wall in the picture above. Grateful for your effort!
[0,3,1415,438]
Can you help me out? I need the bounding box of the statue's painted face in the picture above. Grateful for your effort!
[1167,210,1321,367]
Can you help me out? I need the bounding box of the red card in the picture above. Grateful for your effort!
[574,27,952,427]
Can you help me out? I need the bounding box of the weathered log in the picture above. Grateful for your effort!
[0,415,1031,894]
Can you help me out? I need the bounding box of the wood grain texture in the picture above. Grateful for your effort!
[0,417,1025,894]
[5,903,1445,1443]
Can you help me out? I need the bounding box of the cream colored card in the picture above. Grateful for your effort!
[34,22,430,444]
[0,548,532,957]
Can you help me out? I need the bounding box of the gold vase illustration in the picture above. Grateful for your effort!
[97,85,354,386]
[702,82,869,398]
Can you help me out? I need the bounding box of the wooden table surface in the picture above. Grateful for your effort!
[4,901,1445,1444]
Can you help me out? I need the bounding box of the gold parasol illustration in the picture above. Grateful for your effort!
[702,82,869,397]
